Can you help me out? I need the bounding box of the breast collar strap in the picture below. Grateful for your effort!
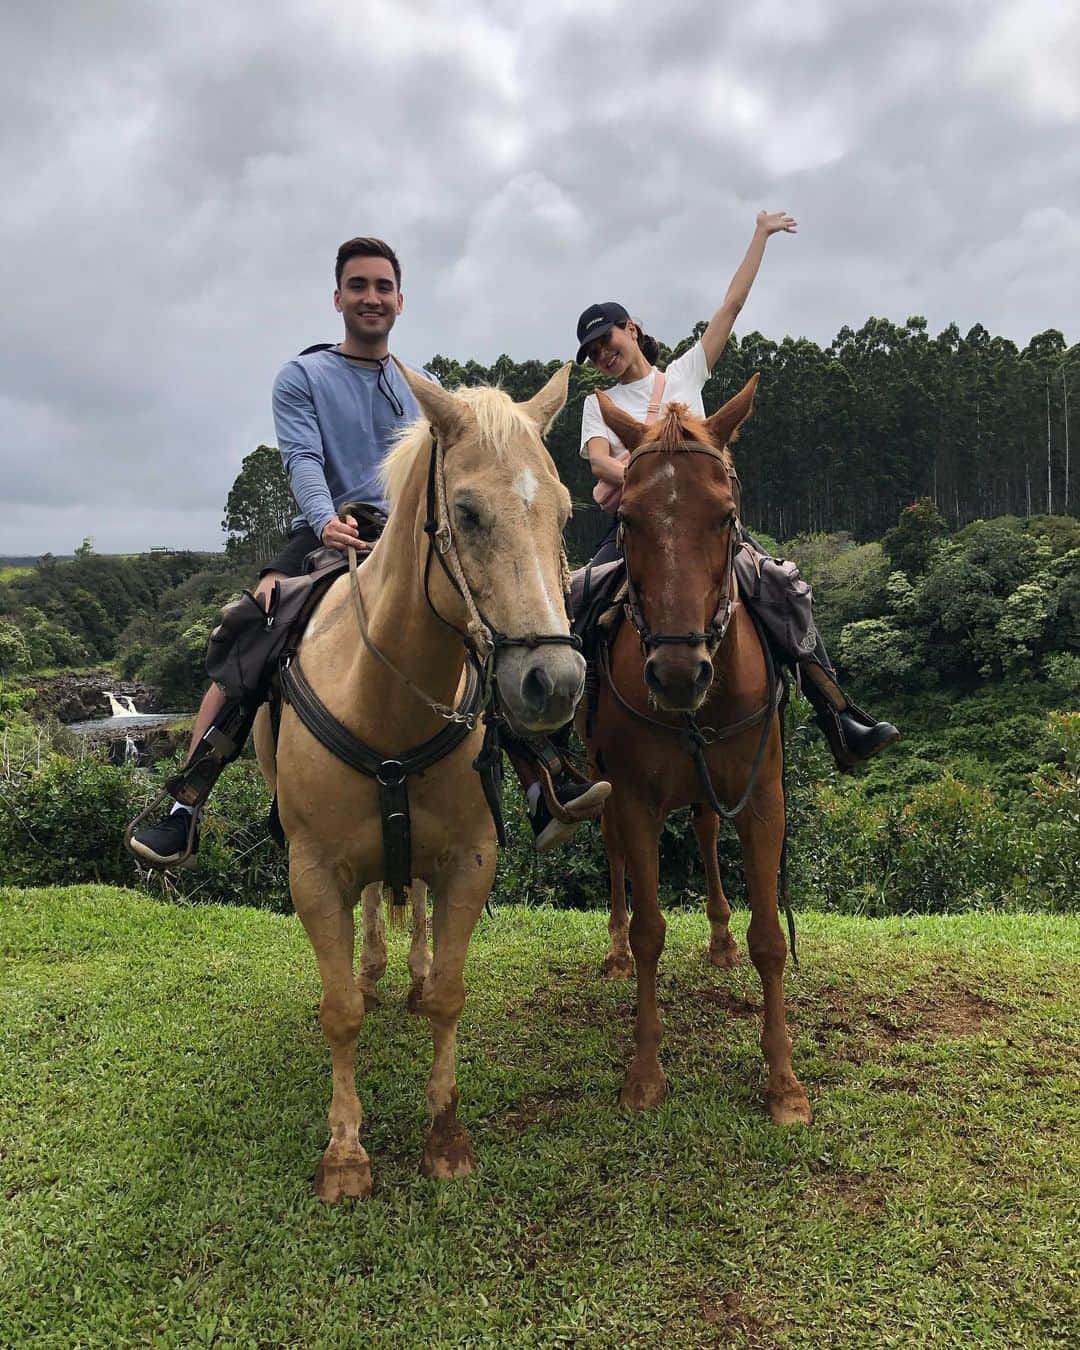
[618,443,739,654]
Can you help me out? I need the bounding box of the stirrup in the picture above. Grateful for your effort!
[124,788,201,868]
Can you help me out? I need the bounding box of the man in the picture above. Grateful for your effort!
[129,236,605,867]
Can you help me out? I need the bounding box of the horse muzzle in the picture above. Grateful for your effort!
[643,647,714,713]
[496,645,586,733]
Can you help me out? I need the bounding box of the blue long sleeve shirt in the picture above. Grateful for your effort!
[271,348,437,539]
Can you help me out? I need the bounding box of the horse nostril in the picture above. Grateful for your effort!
[644,659,665,696]
[694,659,713,693]
[521,663,555,710]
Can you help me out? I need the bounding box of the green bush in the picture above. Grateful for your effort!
[0,752,145,887]
[0,621,31,676]
[890,774,1020,912]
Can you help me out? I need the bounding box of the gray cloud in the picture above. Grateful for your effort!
[1,0,1076,555]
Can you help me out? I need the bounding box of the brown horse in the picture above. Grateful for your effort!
[255,365,584,1199]
[580,377,812,1126]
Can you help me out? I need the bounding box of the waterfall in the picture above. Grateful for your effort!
[105,692,141,717]
[124,734,139,763]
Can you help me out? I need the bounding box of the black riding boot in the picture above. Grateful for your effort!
[800,664,899,772]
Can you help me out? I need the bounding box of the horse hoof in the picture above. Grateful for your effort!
[420,1125,476,1180]
[406,982,426,1015]
[360,985,383,1011]
[601,953,635,980]
[620,1066,668,1111]
[314,1150,373,1203]
[766,1088,813,1128]
[708,940,740,969]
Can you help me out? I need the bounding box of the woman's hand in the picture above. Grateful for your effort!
[756,210,797,236]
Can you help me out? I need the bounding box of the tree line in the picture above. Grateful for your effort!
[221,316,1076,564]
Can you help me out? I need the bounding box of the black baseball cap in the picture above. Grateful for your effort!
[575,301,630,363]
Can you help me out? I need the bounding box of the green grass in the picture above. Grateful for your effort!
[2,888,1077,1348]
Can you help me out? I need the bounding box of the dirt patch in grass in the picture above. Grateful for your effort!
[809,973,1006,1055]
[692,1288,780,1348]
[807,1168,888,1216]
[862,982,1003,1041]
[498,1085,584,1132]
[695,988,760,1018]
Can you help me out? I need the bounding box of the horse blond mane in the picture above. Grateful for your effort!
[646,401,737,474]
[380,385,536,505]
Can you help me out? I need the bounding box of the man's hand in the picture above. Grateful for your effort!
[321,514,371,553]
[756,210,797,236]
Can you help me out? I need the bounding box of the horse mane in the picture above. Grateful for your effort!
[381,385,535,504]
[646,401,737,475]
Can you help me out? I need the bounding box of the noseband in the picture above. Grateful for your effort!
[617,442,739,655]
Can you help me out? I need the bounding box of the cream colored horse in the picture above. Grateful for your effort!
[255,365,583,1201]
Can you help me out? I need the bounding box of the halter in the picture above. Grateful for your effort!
[419,429,582,687]
[617,441,739,655]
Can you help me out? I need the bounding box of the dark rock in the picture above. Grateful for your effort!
[27,671,166,724]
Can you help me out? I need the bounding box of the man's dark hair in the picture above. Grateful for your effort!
[335,237,402,290]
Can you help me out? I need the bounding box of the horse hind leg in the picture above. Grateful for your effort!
[358,883,388,1010]
[293,858,373,1201]
[600,811,634,979]
[692,806,739,968]
[406,881,432,1013]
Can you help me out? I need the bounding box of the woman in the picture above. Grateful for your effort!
[573,211,898,771]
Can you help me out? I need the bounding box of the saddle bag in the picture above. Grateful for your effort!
[205,559,347,703]
[733,546,821,665]
[205,503,387,704]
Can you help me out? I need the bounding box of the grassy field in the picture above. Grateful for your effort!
[1,887,1077,1348]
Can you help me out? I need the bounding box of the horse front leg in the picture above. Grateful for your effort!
[617,802,667,1110]
[733,779,812,1127]
[600,809,634,979]
[692,805,739,968]
[291,852,373,1202]
[416,853,495,1178]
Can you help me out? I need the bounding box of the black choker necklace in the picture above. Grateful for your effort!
[335,347,389,367]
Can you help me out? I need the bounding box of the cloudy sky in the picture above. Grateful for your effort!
[2,0,1077,555]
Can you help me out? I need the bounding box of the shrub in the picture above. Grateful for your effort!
[0,620,31,676]
[890,775,1019,912]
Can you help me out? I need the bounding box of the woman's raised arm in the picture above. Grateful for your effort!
[700,210,796,370]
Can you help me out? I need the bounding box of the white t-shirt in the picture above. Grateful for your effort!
[579,340,711,458]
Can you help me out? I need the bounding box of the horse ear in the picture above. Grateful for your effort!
[596,390,647,451]
[520,362,571,435]
[393,359,469,440]
[702,373,760,449]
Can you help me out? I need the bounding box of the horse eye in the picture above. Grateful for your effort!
[456,503,482,530]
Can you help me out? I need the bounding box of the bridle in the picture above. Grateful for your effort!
[617,440,739,656]
[347,428,581,731]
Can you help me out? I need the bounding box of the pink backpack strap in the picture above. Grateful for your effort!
[644,369,666,424]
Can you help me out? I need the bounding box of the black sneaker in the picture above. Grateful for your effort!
[127,809,200,868]
[529,779,611,854]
